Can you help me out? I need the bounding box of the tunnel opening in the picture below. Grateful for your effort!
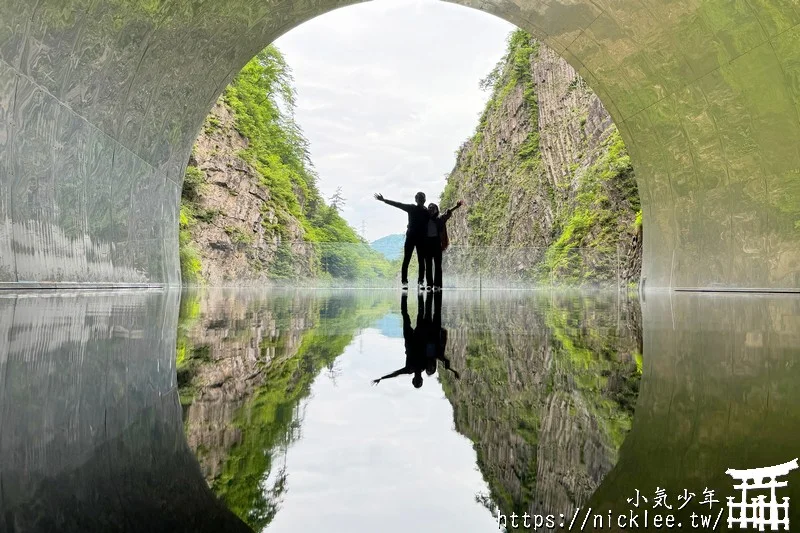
[3,4,800,532]
[176,1,642,289]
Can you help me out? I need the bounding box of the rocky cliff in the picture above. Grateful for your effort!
[181,100,315,285]
[180,47,391,286]
[441,31,642,286]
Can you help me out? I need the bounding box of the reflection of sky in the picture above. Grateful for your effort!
[372,312,403,338]
[262,328,498,533]
[274,0,515,241]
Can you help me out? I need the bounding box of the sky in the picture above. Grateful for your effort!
[274,0,515,242]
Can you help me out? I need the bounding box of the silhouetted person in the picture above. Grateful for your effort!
[424,200,463,291]
[372,292,459,389]
[420,290,459,380]
[373,292,426,387]
[374,192,430,290]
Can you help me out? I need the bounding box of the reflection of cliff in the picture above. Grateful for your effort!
[439,293,641,529]
[178,290,393,530]
[178,290,318,482]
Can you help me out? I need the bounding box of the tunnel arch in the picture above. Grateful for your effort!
[1,0,798,290]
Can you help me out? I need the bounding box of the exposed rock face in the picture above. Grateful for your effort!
[442,34,642,286]
[535,48,610,193]
[178,290,394,514]
[185,101,315,285]
[180,290,314,482]
[439,293,642,528]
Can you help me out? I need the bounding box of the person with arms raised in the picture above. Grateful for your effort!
[371,292,459,389]
[374,191,430,290]
[424,200,463,291]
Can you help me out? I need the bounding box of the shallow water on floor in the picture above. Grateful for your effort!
[1,289,798,532]
[175,289,642,531]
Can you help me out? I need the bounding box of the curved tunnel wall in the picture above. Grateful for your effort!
[0,0,799,290]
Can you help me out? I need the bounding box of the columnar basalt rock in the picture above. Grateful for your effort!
[443,35,642,286]
[439,293,642,524]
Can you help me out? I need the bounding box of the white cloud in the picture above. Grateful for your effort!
[275,0,515,240]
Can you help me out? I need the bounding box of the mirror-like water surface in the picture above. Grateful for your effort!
[1,289,798,532]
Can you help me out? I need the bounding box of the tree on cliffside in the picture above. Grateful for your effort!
[329,187,346,212]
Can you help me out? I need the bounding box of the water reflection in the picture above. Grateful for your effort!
[438,291,641,529]
[372,292,460,388]
[1,289,798,532]
[176,289,642,532]
[589,293,800,531]
[0,290,249,533]
[177,289,501,532]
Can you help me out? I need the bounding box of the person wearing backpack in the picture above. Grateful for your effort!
[424,200,463,291]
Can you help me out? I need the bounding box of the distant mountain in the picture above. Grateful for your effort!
[370,234,405,261]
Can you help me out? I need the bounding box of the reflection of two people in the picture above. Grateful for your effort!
[372,291,460,388]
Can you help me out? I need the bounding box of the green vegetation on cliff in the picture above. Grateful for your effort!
[224,47,357,243]
[541,128,640,283]
[177,294,393,530]
[441,30,541,245]
[441,30,642,286]
[179,46,393,284]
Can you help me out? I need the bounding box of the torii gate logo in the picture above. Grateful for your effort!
[726,458,798,531]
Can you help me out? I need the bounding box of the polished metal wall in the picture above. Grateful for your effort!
[0,0,798,290]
